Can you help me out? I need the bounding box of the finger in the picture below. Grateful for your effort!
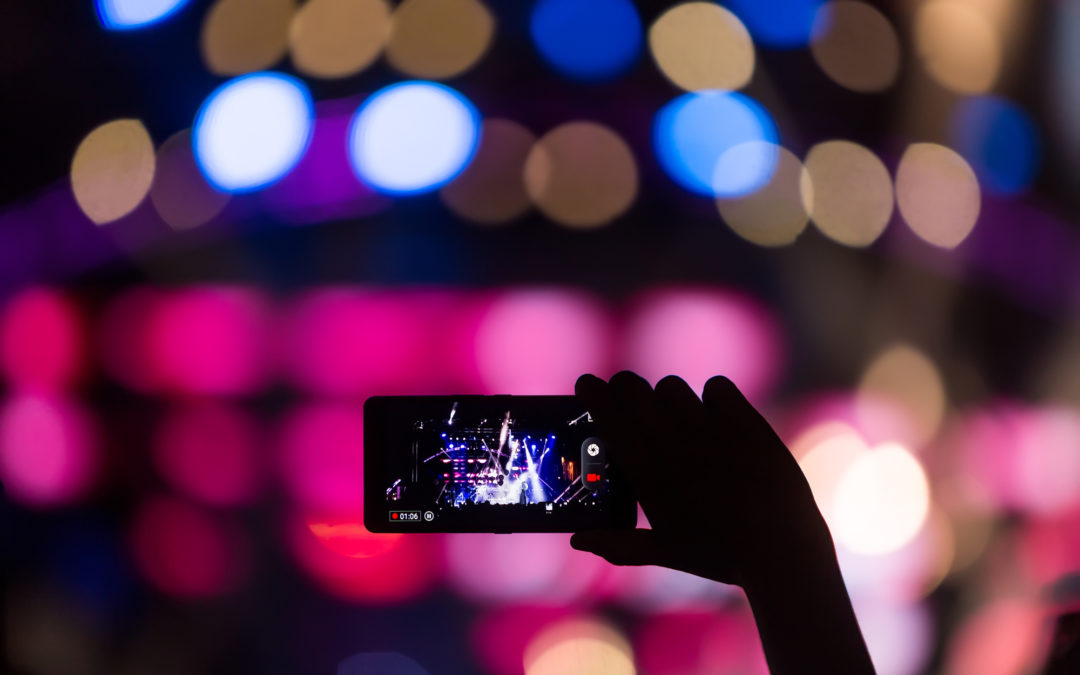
[570,529,669,567]
[576,373,630,464]
[608,370,657,431]
[605,370,660,478]
[654,375,704,426]
[702,375,789,463]
[575,373,612,425]
[577,373,655,504]
[702,375,769,438]
[652,375,705,483]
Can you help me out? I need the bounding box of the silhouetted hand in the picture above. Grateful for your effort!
[571,371,875,674]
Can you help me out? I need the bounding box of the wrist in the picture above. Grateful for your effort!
[739,515,841,596]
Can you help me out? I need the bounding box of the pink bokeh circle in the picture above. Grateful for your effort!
[0,394,97,507]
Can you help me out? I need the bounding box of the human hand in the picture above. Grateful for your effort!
[570,371,836,592]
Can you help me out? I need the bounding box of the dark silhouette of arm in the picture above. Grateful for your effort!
[571,371,875,675]
[1043,611,1080,675]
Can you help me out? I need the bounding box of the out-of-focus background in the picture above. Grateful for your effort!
[3,1,1080,673]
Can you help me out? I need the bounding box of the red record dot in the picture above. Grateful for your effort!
[392,512,399,519]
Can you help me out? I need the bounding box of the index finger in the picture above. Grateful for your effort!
[575,372,654,497]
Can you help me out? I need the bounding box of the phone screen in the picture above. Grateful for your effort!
[363,396,636,532]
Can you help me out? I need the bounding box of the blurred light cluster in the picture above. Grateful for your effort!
[10,1,1076,673]
[71,0,1048,252]
[0,289,96,507]
[90,284,783,399]
[67,106,1016,250]
[3,278,1078,673]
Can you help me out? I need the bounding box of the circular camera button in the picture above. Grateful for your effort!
[586,443,600,457]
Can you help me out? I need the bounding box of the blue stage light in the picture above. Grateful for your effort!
[348,81,480,195]
[193,72,314,192]
[530,0,643,81]
[950,96,1041,196]
[654,90,780,198]
[97,0,191,30]
[726,0,824,48]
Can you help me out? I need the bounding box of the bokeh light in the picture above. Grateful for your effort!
[794,423,937,557]
[285,509,439,603]
[152,402,262,507]
[654,90,779,198]
[0,395,97,508]
[0,287,84,391]
[803,140,893,247]
[523,122,639,228]
[349,81,480,194]
[386,0,495,79]
[622,287,782,401]
[896,143,981,249]
[810,1,900,93]
[441,118,535,225]
[150,129,230,230]
[530,0,643,82]
[281,288,429,396]
[1017,505,1080,589]
[193,72,314,192]
[471,607,576,675]
[634,611,767,675]
[950,96,1041,196]
[200,0,294,76]
[143,286,271,396]
[128,496,246,598]
[943,599,1049,675]
[445,533,605,604]
[832,443,930,555]
[839,504,956,604]
[278,403,365,513]
[726,0,824,49]
[716,145,810,247]
[856,343,947,449]
[472,289,612,394]
[70,119,155,225]
[288,0,391,79]
[615,561,734,612]
[915,0,1001,94]
[523,617,635,675]
[797,423,944,597]
[97,0,190,30]
[260,102,391,225]
[960,404,1080,515]
[306,517,402,559]
[788,392,918,450]
[797,423,868,502]
[854,600,934,675]
[648,3,755,92]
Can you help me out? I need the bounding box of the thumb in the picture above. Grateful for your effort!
[570,529,668,567]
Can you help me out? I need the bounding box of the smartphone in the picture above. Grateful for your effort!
[363,395,636,533]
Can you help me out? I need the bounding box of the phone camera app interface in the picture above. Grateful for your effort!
[383,400,609,525]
